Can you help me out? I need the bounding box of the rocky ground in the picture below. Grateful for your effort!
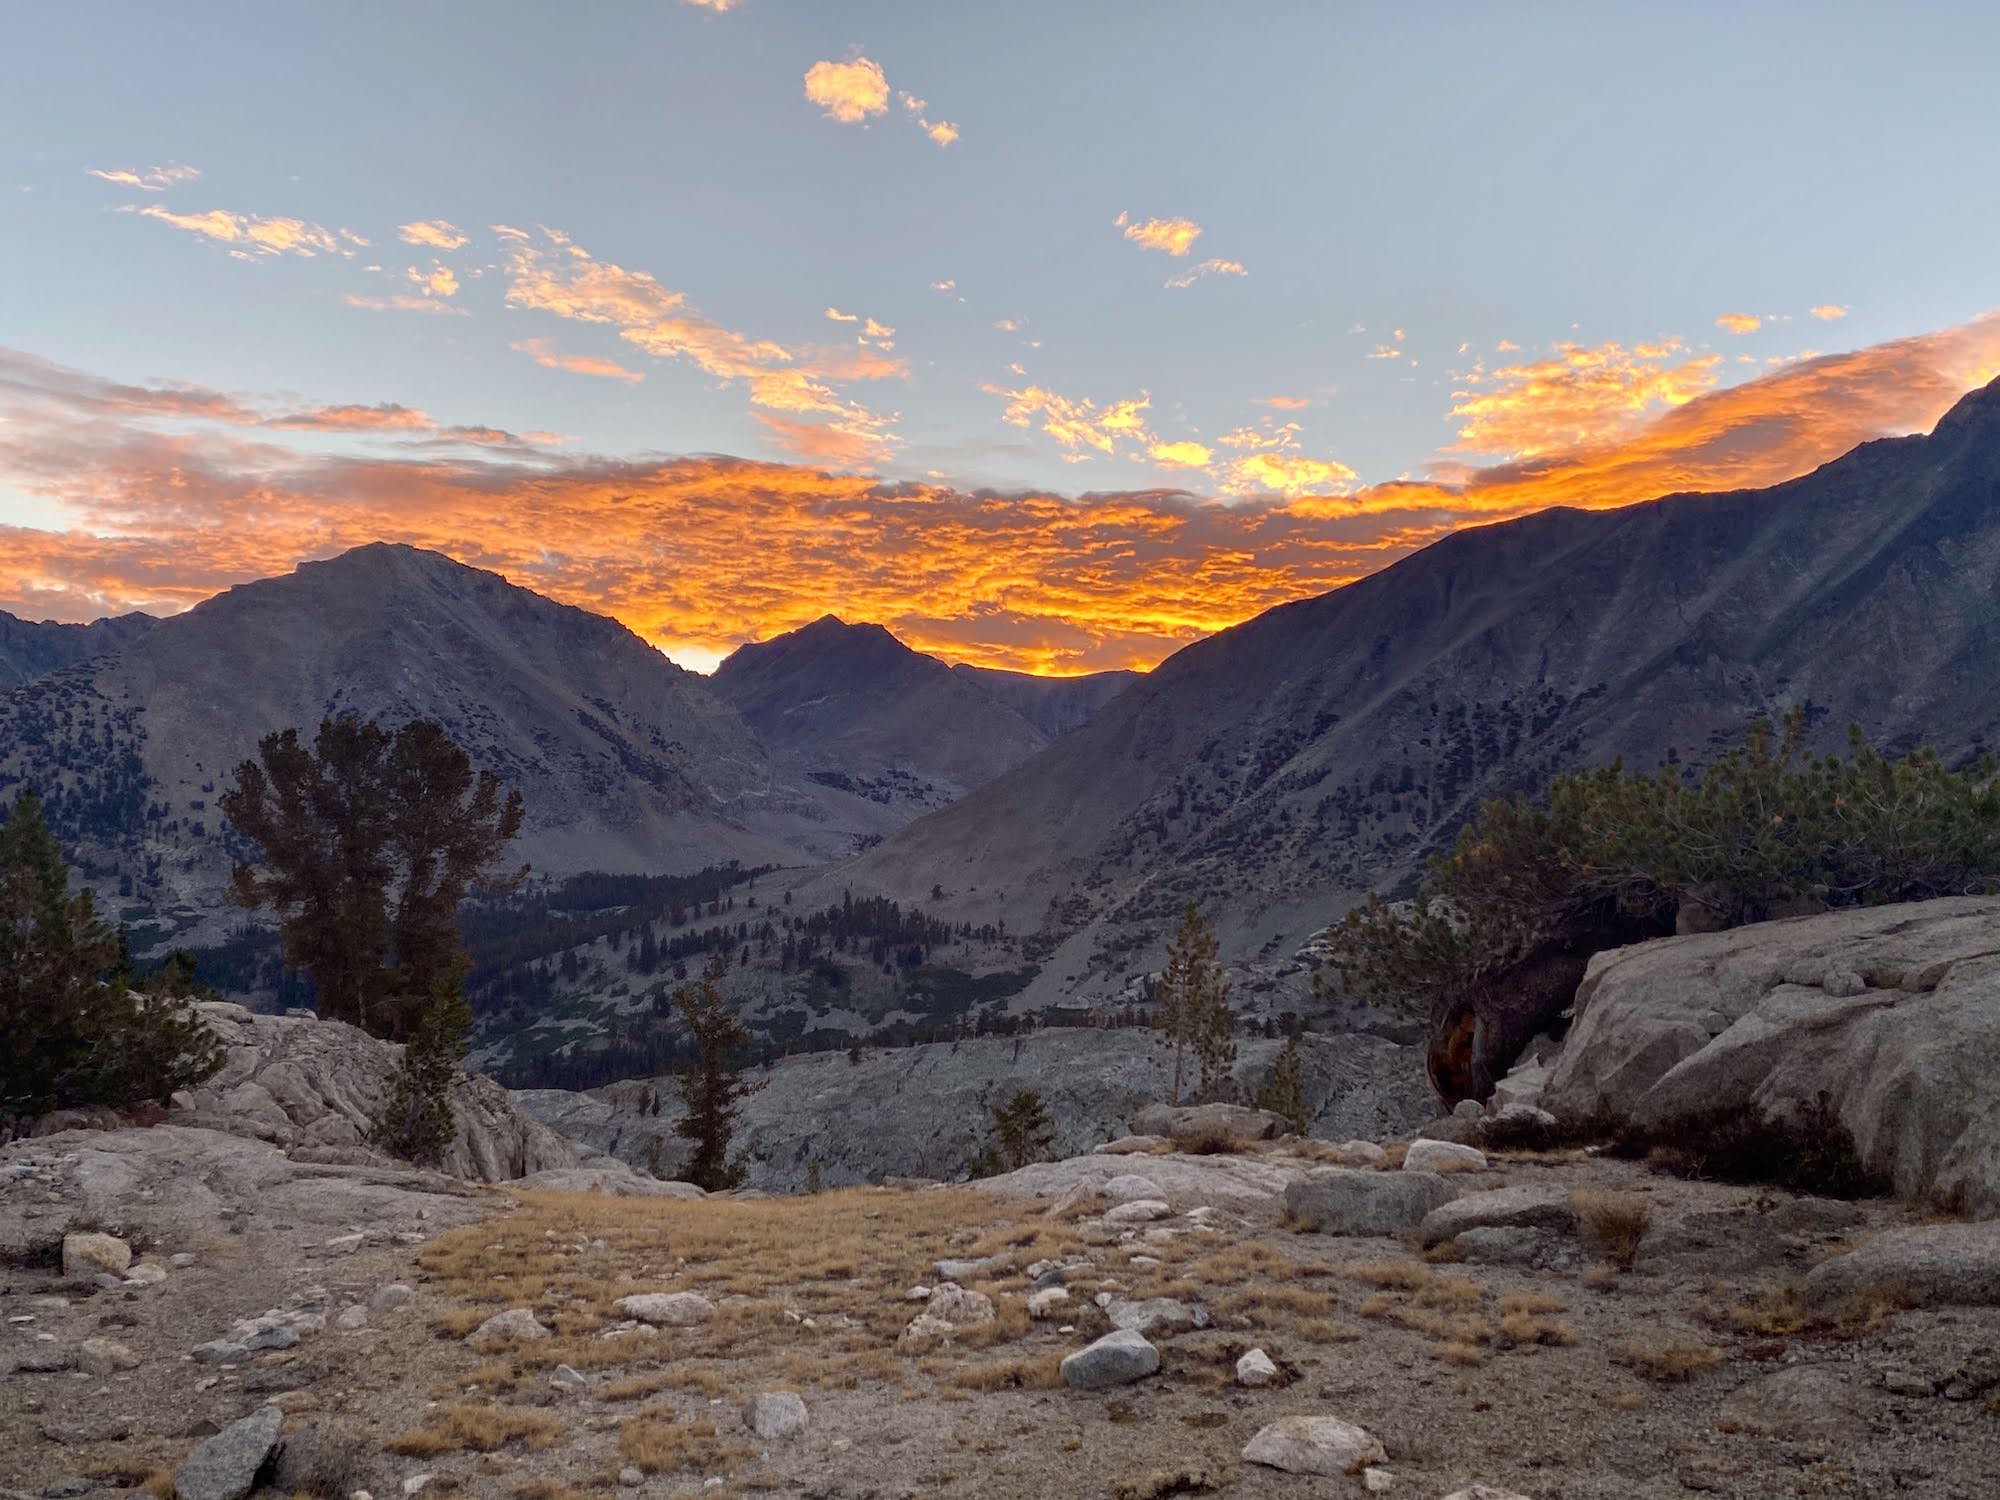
[7,1121,2000,1500]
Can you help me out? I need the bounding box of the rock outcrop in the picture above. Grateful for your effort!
[1544,898,2000,1214]
[169,1002,580,1182]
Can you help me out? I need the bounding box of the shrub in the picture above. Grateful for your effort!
[1631,1093,1888,1199]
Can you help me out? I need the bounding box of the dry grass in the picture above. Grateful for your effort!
[1111,1465,1226,1498]
[513,1484,596,1500]
[1328,1258,1434,1290]
[1582,1263,1622,1293]
[948,1351,1067,1391]
[1620,1339,1725,1383]
[1696,1288,1811,1337]
[1574,1191,1653,1270]
[618,1409,744,1476]
[1435,1339,1487,1366]
[385,1403,565,1456]
[1610,1389,1647,1411]
[1213,1285,1340,1324]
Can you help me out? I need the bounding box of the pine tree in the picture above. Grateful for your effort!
[1255,1029,1310,1134]
[0,791,222,1131]
[988,1088,1056,1171]
[673,957,759,1190]
[371,977,471,1166]
[221,716,525,1040]
[1156,902,1231,1104]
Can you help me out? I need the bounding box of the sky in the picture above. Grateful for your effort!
[3,2,1999,674]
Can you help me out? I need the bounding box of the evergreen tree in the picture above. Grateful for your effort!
[0,791,222,1132]
[673,957,759,1190]
[1255,1029,1310,1134]
[1156,902,1231,1104]
[987,1087,1056,1171]
[371,977,471,1166]
[221,716,525,1040]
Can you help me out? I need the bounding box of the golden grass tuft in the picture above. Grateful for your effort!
[948,1351,1067,1391]
[1111,1465,1226,1498]
[1620,1339,1725,1383]
[1573,1191,1653,1270]
[618,1409,743,1476]
[385,1403,565,1456]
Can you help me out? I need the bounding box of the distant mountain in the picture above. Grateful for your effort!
[0,608,155,692]
[951,663,1141,738]
[841,377,2000,1005]
[0,544,798,934]
[711,615,1136,835]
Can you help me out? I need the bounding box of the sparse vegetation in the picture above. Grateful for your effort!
[1619,1338,1725,1383]
[673,955,759,1191]
[1573,1190,1653,1269]
[1154,902,1235,1103]
[973,1087,1056,1176]
[1253,1026,1310,1133]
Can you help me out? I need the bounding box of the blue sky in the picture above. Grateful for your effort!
[2,1,1997,669]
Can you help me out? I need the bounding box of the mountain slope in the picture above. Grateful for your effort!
[0,608,155,692]
[711,616,1135,842]
[951,663,1141,738]
[0,544,798,927]
[841,376,2000,1002]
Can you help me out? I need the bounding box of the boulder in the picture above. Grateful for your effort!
[615,1292,714,1326]
[981,1151,1309,1211]
[1106,1297,1208,1335]
[1284,1169,1454,1236]
[1804,1221,2000,1308]
[78,1336,139,1375]
[1242,1415,1387,1476]
[743,1390,809,1440]
[466,1307,551,1344]
[1236,1348,1279,1387]
[899,1282,995,1344]
[1100,1173,1169,1203]
[514,1167,704,1197]
[1418,1185,1577,1248]
[171,1002,578,1183]
[1095,1136,1169,1155]
[61,1230,131,1279]
[1060,1328,1160,1389]
[1027,1287,1071,1320]
[1132,1102,1287,1149]
[1543,897,2000,1213]
[174,1404,283,1500]
[370,1284,413,1312]
[1403,1140,1487,1173]
[1103,1199,1173,1224]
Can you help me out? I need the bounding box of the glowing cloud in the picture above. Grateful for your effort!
[86,163,200,191]
[1116,212,1203,257]
[344,294,468,316]
[1256,396,1311,411]
[1811,304,1850,321]
[1165,258,1247,290]
[132,205,340,257]
[825,307,860,323]
[399,220,469,250]
[406,264,459,298]
[804,57,890,124]
[1716,312,1763,335]
[682,0,739,10]
[1148,440,1213,470]
[511,337,643,384]
[899,92,960,147]
[1449,337,1722,457]
[3,315,1996,674]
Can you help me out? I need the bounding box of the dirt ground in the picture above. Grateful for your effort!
[5,1144,1999,1500]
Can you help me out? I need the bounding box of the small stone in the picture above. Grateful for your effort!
[744,1390,809,1440]
[617,1467,644,1488]
[1027,1287,1072,1320]
[335,1306,369,1331]
[77,1337,139,1376]
[1107,1297,1208,1335]
[324,1233,365,1256]
[1882,1368,1935,1397]
[906,1285,932,1301]
[616,1291,715,1326]
[1061,1328,1160,1389]
[193,1340,247,1364]
[402,1475,435,1496]
[551,1364,588,1391]
[124,1262,169,1286]
[467,1308,551,1345]
[1095,1292,1115,1309]
[1104,1199,1173,1224]
[174,1404,283,1500]
[1363,1468,1396,1493]
[1236,1348,1279,1387]
[1243,1415,1387,1476]
[12,1348,74,1374]
[61,1231,131,1280]
[242,1325,299,1352]
[1403,1139,1487,1173]
[934,1253,1008,1280]
[369,1285,413,1313]
[1452,1099,1485,1120]
[171,1252,198,1269]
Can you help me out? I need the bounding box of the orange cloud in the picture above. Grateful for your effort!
[1449,337,1722,458]
[1147,440,1213,470]
[804,57,890,124]
[1810,304,1850,321]
[511,338,644,384]
[1716,312,1763,335]
[899,92,960,147]
[132,205,340,257]
[399,220,468,250]
[1256,396,1310,411]
[407,264,459,298]
[682,0,739,9]
[988,383,1152,459]
[3,315,1996,674]
[86,163,200,191]
[1165,258,1247,290]
[1117,213,1203,257]
[344,294,468,316]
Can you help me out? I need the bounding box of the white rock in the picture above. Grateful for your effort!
[466,1307,551,1345]
[1363,1468,1396,1493]
[1027,1287,1072,1320]
[550,1364,587,1391]
[615,1291,715,1326]
[1243,1415,1388,1476]
[1104,1198,1172,1224]
[333,1305,368,1331]
[325,1232,365,1255]
[743,1390,809,1440]
[370,1284,413,1312]
[906,1284,932,1301]
[1336,1140,1390,1166]
[1236,1348,1279,1387]
[402,1476,435,1497]
[1060,1328,1160,1389]
[1107,1297,1208,1335]
[123,1262,169,1286]
[1094,1292,1115,1309]
[616,1469,642,1489]
[169,1253,197,1269]
[1403,1139,1488,1173]
[78,1336,140,1375]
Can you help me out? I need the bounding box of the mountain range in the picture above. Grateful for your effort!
[0,608,155,693]
[832,375,2000,1006]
